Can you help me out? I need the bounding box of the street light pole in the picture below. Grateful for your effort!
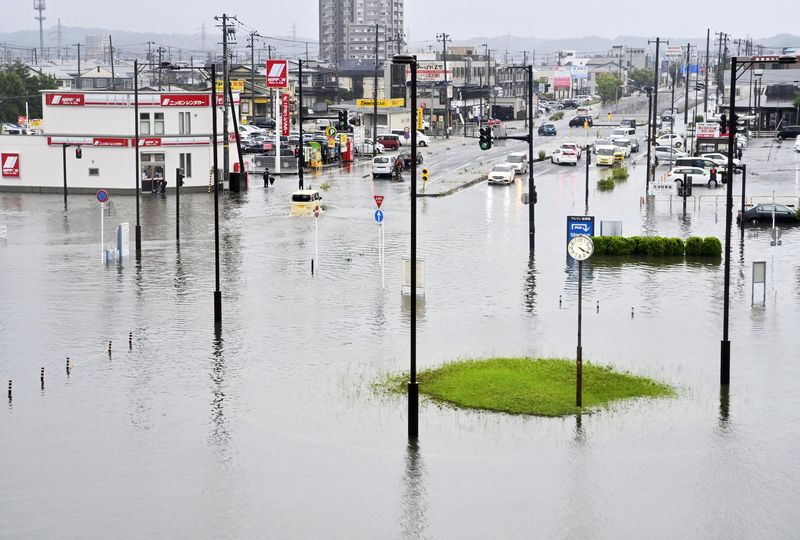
[527,65,535,253]
[645,86,653,194]
[721,57,737,386]
[211,63,222,327]
[133,59,142,257]
[437,33,451,138]
[298,59,305,190]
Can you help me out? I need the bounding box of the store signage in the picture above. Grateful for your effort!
[46,93,84,106]
[266,60,289,88]
[281,94,290,136]
[139,138,162,147]
[160,94,211,107]
[1,153,20,177]
[93,137,129,147]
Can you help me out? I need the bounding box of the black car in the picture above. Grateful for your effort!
[562,99,579,109]
[568,115,593,128]
[538,123,557,136]
[398,150,423,167]
[252,116,277,130]
[737,204,799,225]
[776,125,800,139]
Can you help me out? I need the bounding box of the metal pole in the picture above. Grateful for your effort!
[576,259,583,407]
[645,88,653,194]
[175,167,181,242]
[527,65,535,253]
[684,43,691,126]
[134,59,142,257]
[298,59,305,190]
[62,144,68,206]
[585,144,590,213]
[373,24,379,157]
[721,56,736,386]
[211,63,222,327]
[222,14,230,188]
[652,38,661,161]
[440,33,450,139]
[740,163,747,241]
[705,29,710,117]
[408,56,419,439]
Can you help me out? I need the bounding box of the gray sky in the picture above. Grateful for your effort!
[2,0,799,44]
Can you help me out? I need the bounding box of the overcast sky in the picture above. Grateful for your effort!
[2,0,799,44]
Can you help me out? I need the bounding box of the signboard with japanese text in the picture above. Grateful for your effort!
[566,215,595,246]
[266,60,289,88]
[281,94,290,136]
[356,98,405,108]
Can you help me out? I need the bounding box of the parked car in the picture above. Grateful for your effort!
[398,149,424,167]
[666,166,719,189]
[700,152,741,169]
[538,122,557,136]
[569,115,594,128]
[551,147,578,165]
[776,125,800,139]
[360,138,385,155]
[376,134,401,150]
[372,155,399,178]
[252,116,277,130]
[506,151,528,174]
[737,204,799,225]
[613,138,633,157]
[655,133,684,148]
[653,146,688,165]
[561,99,579,109]
[560,143,581,159]
[595,145,618,166]
[488,164,516,185]
[674,157,727,182]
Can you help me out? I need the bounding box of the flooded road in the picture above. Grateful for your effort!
[1,138,800,538]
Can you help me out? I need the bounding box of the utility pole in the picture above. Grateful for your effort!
[704,29,710,117]
[109,35,116,91]
[215,13,233,188]
[373,23,379,157]
[249,32,256,123]
[715,32,728,104]
[684,43,691,126]
[298,59,305,189]
[74,43,81,89]
[523,50,529,129]
[648,37,665,187]
[157,46,164,90]
[436,32,451,138]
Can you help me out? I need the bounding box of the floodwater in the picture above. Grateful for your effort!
[1,138,800,538]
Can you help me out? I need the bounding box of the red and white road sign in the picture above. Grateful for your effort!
[373,195,384,208]
[1,153,20,177]
[266,60,288,88]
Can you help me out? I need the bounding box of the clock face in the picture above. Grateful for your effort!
[568,235,594,261]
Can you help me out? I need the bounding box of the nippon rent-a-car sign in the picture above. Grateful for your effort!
[46,93,85,106]
[2,153,20,177]
[266,60,288,88]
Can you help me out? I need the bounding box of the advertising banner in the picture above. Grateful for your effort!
[281,94,290,136]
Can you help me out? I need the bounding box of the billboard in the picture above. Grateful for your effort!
[554,76,571,89]
[412,61,452,82]
[266,60,289,88]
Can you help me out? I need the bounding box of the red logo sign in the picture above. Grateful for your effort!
[46,93,85,106]
[160,94,211,107]
[93,137,129,147]
[139,138,161,147]
[374,195,384,208]
[281,94,290,137]
[1,153,20,177]
[17,116,27,125]
[266,60,288,88]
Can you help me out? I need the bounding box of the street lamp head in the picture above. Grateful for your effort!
[392,53,416,65]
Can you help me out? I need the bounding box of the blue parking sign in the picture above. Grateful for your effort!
[566,215,595,245]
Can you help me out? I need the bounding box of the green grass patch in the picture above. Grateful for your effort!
[383,358,674,417]
[597,177,615,191]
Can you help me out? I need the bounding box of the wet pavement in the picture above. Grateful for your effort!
[1,125,800,537]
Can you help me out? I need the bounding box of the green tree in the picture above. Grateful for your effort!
[0,62,58,122]
[628,68,655,90]
[595,73,622,104]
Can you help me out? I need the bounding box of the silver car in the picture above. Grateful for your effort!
[654,146,688,166]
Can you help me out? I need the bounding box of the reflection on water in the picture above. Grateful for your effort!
[399,440,428,539]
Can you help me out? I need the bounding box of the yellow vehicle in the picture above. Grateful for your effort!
[613,146,625,163]
[290,189,323,216]
[595,145,616,166]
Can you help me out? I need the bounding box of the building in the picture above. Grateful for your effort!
[0,89,239,193]
[319,0,405,64]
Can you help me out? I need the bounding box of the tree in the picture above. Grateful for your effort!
[596,73,622,104]
[628,68,655,90]
[0,62,58,122]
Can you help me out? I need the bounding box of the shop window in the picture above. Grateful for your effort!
[178,112,191,135]
[179,153,193,178]
[139,112,151,135]
[154,113,165,135]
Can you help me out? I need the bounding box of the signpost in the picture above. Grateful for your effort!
[752,261,766,305]
[374,198,385,288]
[403,126,411,140]
[567,234,595,407]
[96,190,109,263]
[566,215,595,246]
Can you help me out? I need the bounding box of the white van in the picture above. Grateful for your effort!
[611,127,635,138]
[506,152,529,174]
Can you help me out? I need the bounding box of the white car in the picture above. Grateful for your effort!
[700,153,742,169]
[488,164,516,185]
[666,166,719,189]
[362,138,385,155]
[655,133,684,148]
[371,156,397,178]
[551,147,579,165]
[795,135,800,152]
[654,146,688,165]
[415,131,431,147]
[610,136,632,157]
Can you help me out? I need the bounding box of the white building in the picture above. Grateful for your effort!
[0,89,240,193]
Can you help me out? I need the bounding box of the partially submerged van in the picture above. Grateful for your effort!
[290,189,323,216]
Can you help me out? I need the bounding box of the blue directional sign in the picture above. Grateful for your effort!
[566,215,594,245]
[375,209,384,223]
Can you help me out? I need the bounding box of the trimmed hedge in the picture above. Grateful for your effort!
[591,236,722,258]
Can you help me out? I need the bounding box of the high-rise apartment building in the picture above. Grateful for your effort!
[319,0,404,64]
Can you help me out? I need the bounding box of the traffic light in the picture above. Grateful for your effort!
[479,127,493,150]
[337,110,348,131]
[177,168,185,187]
[719,113,728,134]
[421,168,429,182]
[75,147,82,159]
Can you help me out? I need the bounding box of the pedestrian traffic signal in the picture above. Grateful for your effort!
[479,127,493,150]
[718,113,728,134]
[337,110,348,131]
[75,147,82,159]
[422,168,429,182]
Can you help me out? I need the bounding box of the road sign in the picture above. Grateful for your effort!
[327,137,336,148]
[566,215,594,246]
[403,126,411,140]
[96,189,109,203]
[375,209,384,223]
[325,126,337,137]
[374,195,384,208]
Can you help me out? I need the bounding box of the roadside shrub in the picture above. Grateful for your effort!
[597,177,615,191]
[611,167,629,180]
[664,237,685,256]
[592,236,609,255]
[549,111,564,121]
[538,149,546,161]
[640,237,666,256]
[605,236,634,255]
[702,236,722,257]
[684,236,704,256]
